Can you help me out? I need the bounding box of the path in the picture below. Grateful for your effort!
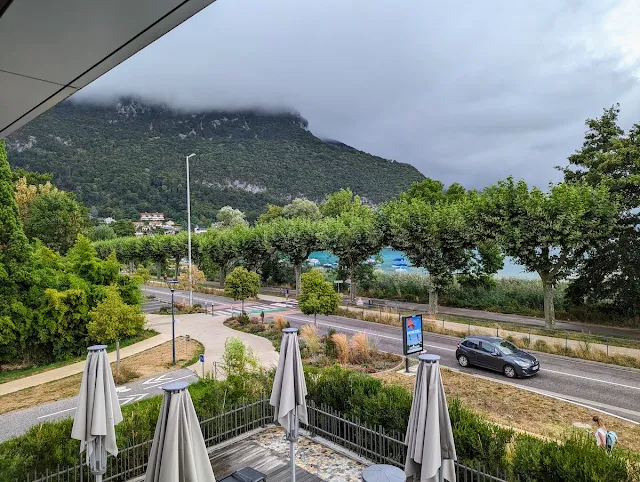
[145,312,280,375]
[0,333,171,396]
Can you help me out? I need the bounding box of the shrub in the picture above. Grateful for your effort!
[222,337,258,376]
[273,315,287,334]
[324,328,337,359]
[512,432,631,482]
[237,312,250,326]
[351,332,372,362]
[300,324,320,355]
[533,339,548,351]
[331,333,350,364]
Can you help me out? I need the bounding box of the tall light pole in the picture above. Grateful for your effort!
[186,153,196,306]
[167,279,178,365]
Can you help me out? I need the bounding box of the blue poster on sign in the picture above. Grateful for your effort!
[402,314,423,355]
[199,354,205,363]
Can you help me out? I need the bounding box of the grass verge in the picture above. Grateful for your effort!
[373,368,640,454]
[0,329,158,385]
[0,336,202,415]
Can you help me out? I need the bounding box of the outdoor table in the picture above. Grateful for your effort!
[362,464,406,482]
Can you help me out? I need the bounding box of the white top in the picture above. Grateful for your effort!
[595,428,607,446]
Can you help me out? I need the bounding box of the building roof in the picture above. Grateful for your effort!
[0,0,217,139]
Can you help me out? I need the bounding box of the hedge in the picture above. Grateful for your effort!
[0,366,636,481]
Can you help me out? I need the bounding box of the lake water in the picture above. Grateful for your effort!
[308,248,536,279]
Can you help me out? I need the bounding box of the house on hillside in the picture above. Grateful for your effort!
[135,213,180,236]
[140,212,165,222]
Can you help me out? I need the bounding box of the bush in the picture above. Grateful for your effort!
[300,324,320,355]
[331,333,350,363]
[222,337,258,376]
[512,432,631,482]
[351,332,372,362]
[324,328,337,359]
[237,312,250,326]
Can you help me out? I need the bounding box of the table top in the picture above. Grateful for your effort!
[362,464,406,482]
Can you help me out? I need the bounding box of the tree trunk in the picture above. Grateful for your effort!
[116,340,121,379]
[175,257,180,279]
[314,312,317,327]
[219,267,226,286]
[542,278,555,328]
[156,262,162,279]
[349,265,357,303]
[294,263,302,294]
[129,261,134,274]
[428,290,438,315]
[241,299,245,313]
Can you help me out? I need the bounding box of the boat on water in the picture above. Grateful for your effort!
[395,267,408,273]
[393,257,405,262]
[392,262,408,268]
[323,263,334,269]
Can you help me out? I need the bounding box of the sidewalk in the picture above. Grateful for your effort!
[145,312,280,376]
[0,333,171,396]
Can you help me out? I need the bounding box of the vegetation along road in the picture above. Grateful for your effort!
[146,286,640,424]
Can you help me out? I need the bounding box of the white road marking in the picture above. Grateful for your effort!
[143,374,174,385]
[143,374,195,390]
[540,368,640,391]
[37,407,76,419]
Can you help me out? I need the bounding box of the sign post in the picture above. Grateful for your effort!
[402,314,424,373]
[199,353,205,378]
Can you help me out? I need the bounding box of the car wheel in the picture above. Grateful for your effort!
[503,364,517,379]
[457,354,469,367]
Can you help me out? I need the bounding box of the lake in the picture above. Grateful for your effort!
[308,248,536,279]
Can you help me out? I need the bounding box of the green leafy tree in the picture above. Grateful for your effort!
[323,207,384,302]
[282,198,321,220]
[256,204,284,224]
[298,270,341,326]
[319,188,362,218]
[265,217,321,293]
[383,197,474,314]
[224,266,260,312]
[560,105,640,320]
[88,224,116,241]
[87,285,145,371]
[458,241,504,289]
[0,140,34,360]
[480,178,617,327]
[401,178,467,204]
[23,189,88,254]
[200,228,241,284]
[111,219,135,238]
[215,206,248,228]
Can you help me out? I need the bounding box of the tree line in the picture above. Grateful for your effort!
[89,105,638,329]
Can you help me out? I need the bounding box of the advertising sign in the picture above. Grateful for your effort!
[402,314,423,355]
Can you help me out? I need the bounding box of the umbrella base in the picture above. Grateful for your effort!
[219,467,267,482]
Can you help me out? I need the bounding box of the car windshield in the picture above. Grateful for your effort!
[497,340,519,355]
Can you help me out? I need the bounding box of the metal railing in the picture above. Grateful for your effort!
[23,398,514,482]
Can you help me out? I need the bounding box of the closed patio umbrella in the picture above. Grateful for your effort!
[71,345,123,482]
[145,381,216,482]
[405,354,457,482]
[270,327,307,482]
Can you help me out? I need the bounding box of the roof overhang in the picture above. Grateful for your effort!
[0,0,217,139]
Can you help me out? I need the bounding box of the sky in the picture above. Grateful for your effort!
[74,0,640,189]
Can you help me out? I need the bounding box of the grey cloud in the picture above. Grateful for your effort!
[73,0,640,189]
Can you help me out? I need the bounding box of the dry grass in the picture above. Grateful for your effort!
[331,333,350,364]
[373,368,640,453]
[273,315,288,334]
[0,337,202,415]
[300,324,320,355]
[351,332,372,362]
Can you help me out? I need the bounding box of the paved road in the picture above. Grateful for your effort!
[357,298,640,340]
[0,368,197,442]
[144,286,640,423]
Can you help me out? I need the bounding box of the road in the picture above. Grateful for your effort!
[0,368,197,442]
[145,286,640,424]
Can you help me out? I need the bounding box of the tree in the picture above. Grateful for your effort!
[320,188,362,218]
[480,178,617,327]
[0,140,34,360]
[401,178,467,204]
[224,267,260,312]
[560,105,640,320]
[458,241,504,289]
[111,219,135,238]
[178,265,206,292]
[88,224,116,241]
[200,228,241,284]
[383,197,474,314]
[215,206,248,228]
[88,285,145,373]
[14,176,56,223]
[282,198,321,220]
[265,217,321,293]
[256,204,284,224]
[23,190,88,254]
[298,270,341,326]
[323,207,384,302]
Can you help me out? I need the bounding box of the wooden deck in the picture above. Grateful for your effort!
[211,438,324,482]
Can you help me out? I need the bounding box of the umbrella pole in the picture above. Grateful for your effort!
[289,407,298,482]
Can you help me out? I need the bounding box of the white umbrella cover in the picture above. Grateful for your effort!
[270,327,308,482]
[71,345,123,482]
[145,381,216,482]
[405,354,457,482]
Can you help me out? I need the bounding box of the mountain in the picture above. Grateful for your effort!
[5,99,425,223]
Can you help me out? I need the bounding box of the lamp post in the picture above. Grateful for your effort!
[167,279,178,365]
[186,153,196,306]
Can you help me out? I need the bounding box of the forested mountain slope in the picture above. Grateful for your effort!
[6,99,424,223]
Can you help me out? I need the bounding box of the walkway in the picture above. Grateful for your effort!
[145,312,280,375]
[0,333,171,396]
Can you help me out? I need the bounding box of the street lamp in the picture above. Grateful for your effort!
[186,153,196,306]
[167,278,178,365]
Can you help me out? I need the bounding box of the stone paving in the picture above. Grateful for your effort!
[254,427,369,481]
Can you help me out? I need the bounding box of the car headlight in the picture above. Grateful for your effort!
[514,359,531,368]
